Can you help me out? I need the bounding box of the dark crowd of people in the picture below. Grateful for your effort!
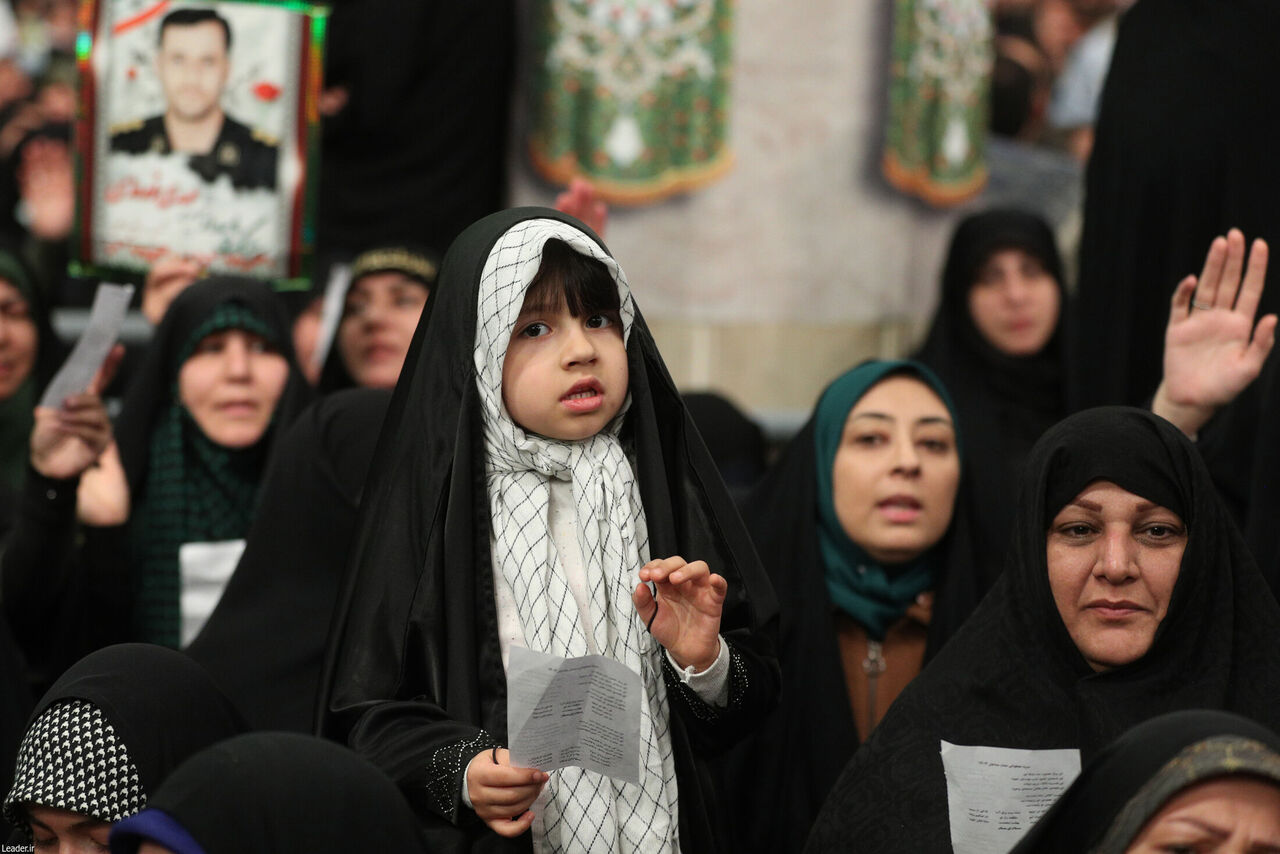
[0,0,1279,852]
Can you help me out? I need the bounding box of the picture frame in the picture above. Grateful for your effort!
[72,0,326,287]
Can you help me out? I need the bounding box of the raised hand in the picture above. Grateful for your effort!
[1154,229,1276,437]
[18,137,74,241]
[143,255,204,326]
[554,177,609,240]
[466,747,548,837]
[633,555,727,673]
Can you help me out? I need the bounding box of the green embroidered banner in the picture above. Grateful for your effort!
[883,0,991,206]
[528,0,734,205]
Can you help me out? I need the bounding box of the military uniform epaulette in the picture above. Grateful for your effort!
[108,115,170,155]
[108,118,144,135]
[251,128,279,148]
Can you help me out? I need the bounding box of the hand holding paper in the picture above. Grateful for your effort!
[633,555,726,673]
[39,282,134,410]
[30,343,123,481]
[466,747,548,837]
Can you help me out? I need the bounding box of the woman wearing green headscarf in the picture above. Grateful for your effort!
[1,277,310,689]
[714,359,982,854]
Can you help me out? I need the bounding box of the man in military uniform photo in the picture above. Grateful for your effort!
[109,7,278,191]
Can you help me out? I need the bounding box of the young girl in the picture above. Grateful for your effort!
[320,208,779,853]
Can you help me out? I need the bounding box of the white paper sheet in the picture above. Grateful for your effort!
[39,283,135,408]
[507,646,642,784]
[310,262,351,374]
[941,740,1081,854]
[179,539,246,648]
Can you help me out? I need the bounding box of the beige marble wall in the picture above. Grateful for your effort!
[510,0,969,423]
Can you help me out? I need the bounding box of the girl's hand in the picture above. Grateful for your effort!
[633,555,727,673]
[466,748,548,838]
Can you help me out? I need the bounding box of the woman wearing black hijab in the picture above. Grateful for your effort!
[914,209,1067,570]
[2,644,246,850]
[318,208,779,852]
[186,387,391,731]
[1010,710,1280,853]
[316,245,437,393]
[109,732,429,854]
[804,407,1280,853]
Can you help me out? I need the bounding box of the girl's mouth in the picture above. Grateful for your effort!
[561,380,604,412]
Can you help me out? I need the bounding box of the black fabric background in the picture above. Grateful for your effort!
[186,388,390,732]
[111,733,427,854]
[1069,0,1280,409]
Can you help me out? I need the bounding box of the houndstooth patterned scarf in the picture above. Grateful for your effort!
[3,699,145,829]
[474,219,679,854]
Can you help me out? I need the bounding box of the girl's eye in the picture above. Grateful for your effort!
[918,438,952,453]
[852,433,886,447]
[195,336,226,354]
[585,313,613,330]
[1058,523,1096,538]
[520,321,549,338]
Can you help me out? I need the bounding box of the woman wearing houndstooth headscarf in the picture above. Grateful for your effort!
[319,207,779,853]
[3,644,245,850]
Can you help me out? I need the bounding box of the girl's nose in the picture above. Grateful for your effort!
[561,323,597,367]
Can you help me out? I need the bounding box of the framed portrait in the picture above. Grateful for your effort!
[73,0,326,285]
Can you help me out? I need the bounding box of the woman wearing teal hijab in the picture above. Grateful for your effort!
[714,359,982,854]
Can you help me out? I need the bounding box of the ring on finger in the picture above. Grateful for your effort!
[1192,299,1214,310]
